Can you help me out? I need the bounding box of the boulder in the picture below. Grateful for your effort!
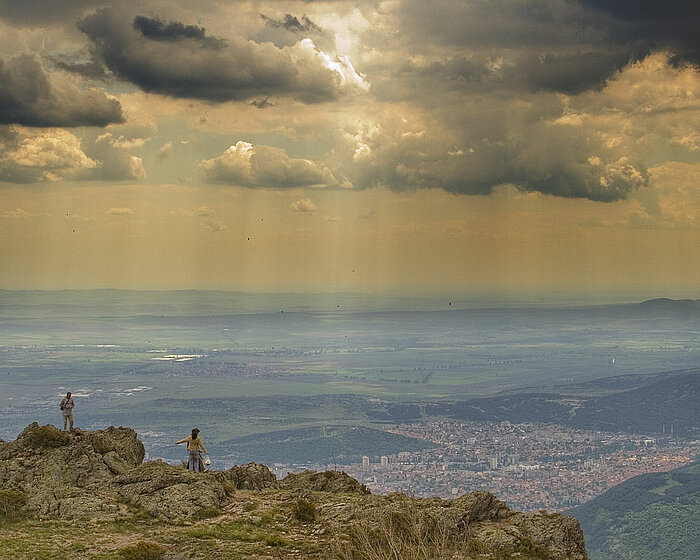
[84,426,145,466]
[280,469,370,495]
[215,462,278,490]
[114,460,227,521]
[508,511,588,560]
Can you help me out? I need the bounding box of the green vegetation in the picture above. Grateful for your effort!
[182,519,290,548]
[118,541,167,560]
[568,460,700,560]
[594,502,700,560]
[292,498,317,523]
[21,424,70,449]
[0,489,27,520]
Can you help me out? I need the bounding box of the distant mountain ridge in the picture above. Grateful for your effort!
[408,369,700,437]
[639,297,700,310]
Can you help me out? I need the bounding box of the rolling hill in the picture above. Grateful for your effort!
[566,460,700,560]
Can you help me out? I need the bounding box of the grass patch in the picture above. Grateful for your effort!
[332,501,459,560]
[183,519,289,547]
[118,541,167,560]
[292,497,317,523]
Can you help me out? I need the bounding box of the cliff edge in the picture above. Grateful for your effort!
[0,424,588,559]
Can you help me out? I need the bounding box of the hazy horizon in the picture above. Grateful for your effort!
[1,287,698,313]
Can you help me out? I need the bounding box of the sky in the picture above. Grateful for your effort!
[0,0,698,300]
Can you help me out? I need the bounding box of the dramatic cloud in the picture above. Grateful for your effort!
[201,141,339,189]
[341,62,660,203]
[0,55,123,127]
[0,125,144,184]
[78,9,366,103]
[132,15,225,48]
[0,0,104,26]
[0,127,97,183]
[1,0,695,206]
[578,0,700,65]
[391,0,698,95]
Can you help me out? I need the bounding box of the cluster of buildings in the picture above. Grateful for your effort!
[341,421,699,511]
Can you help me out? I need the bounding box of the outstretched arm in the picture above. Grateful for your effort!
[175,437,188,444]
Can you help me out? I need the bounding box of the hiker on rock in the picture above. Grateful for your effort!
[59,391,75,430]
[176,428,208,471]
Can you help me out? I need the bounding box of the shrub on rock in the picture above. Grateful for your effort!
[20,423,70,450]
[0,489,27,520]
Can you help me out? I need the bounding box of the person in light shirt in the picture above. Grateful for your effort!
[59,392,75,430]
[176,428,208,471]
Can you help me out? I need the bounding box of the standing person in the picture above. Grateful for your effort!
[59,392,75,430]
[176,428,208,472]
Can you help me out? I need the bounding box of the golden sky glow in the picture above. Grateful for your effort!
[0,2,698,300]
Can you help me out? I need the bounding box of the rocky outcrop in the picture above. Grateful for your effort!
[0,423,143,518]
[0,424,279,521]
[214,461,278,490]
[114,460,227,520]
[325,491,587,560]
[279,469,370,495]
[0,424,588,559]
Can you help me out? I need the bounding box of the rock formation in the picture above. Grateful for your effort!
[0,424,588,559]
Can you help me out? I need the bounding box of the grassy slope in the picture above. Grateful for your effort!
[566,461,700,560]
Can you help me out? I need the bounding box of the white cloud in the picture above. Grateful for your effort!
[292,38,369,92]
[201,141,339,189]
[290,197,318,213]
[0,127,97,183]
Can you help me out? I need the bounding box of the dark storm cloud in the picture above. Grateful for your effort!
[344,90,651,202]
[371,50,632,104]
[515,52,635,94]
[393,0,699,95]
[0,0,102,25]
[580,0,698,22]
[77,8,344,103]
[395,0,607,49]
[577,0,700,65]
[132,15,225,48]
[260,13,324,34]
[0,55,123,127]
